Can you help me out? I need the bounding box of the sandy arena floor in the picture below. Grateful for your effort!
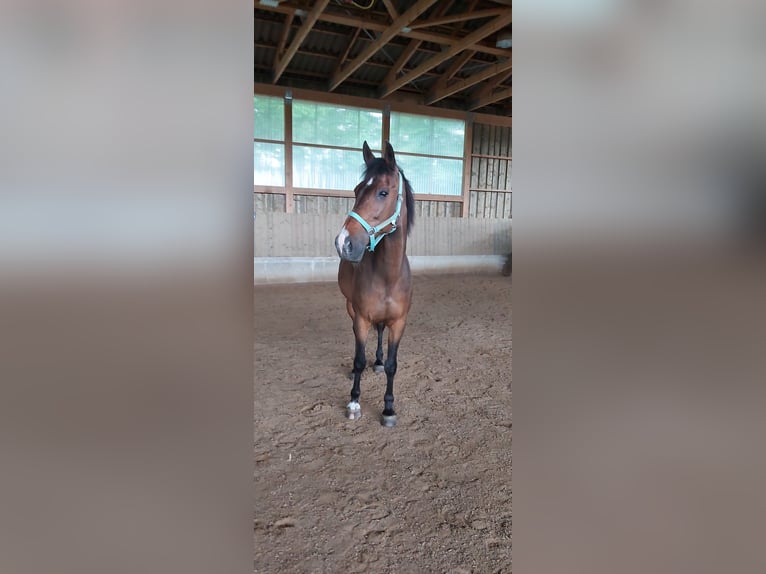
[255,273,512,573]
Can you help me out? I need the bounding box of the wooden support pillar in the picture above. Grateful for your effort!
[382,105,391,150]
[461,114,474,217]
[284,90,294,213]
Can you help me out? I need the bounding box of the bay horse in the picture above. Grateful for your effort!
[334,141,415,427]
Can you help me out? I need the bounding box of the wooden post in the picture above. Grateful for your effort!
[461,114,474,217]
[284,90,294,213]
[382,104,391,149]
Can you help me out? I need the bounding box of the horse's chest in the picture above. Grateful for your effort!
[356,292,401,322]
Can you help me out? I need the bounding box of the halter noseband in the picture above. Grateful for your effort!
[347,170,404,252]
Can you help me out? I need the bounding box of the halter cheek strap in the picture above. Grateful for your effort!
[347,171,404,253]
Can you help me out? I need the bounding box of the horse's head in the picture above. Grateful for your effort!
[335,141,407,262]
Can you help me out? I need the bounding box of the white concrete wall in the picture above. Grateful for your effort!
[253,213,511,284]
[254,255,507,285]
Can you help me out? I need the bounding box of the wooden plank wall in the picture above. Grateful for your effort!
[413,201,461,217]
[469,190,512,218]
[254,193,286,213]
[255,193,462,217]
[254,213,511,257]
[294,195,354,215]
[468,123,512,218]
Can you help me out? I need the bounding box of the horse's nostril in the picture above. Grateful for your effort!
[343,237,353,253]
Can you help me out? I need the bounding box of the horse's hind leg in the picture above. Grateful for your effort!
[347,316,371,420]
[381,318,406,427]
[372,323,385,373]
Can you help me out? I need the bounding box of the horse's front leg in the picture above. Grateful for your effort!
[372,323,385,373]
[347,315,370,420]
[381,318,406,427]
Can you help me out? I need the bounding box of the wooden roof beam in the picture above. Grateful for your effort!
[333,27,361,77]
[384,39,421,86]
[379,11,513,97]
[257,42,448,83]
[426,0,478,91]
[328,0,440,91]
[272,13,294,71]
[470,68,512,101]
[383,0,454,87]
[272,0,331,83]
[256,3,511,57]
[426,58,511,104]
[410,33,507,57]
[425,49,475,102]
[467,85,512,110]
[429,51,473,94]
[381,0,399,20]
[409,8,507,29]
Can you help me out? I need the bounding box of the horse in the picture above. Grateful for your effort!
[334,141,415,427]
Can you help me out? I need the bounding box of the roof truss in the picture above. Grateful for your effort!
[255,0,512,114]
[328,0,441,91]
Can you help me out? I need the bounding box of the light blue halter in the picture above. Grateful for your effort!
[347,171,404,252]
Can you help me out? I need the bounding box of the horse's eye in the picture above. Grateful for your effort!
[378,190,388,198]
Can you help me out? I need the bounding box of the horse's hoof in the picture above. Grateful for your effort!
[346,402,362,421]
[381,414,397,427]
[372,363,385,373]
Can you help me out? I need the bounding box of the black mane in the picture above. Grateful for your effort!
[361,158,415,234]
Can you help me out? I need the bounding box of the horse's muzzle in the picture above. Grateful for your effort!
[335,227,365,262]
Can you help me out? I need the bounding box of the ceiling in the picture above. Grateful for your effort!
[255,0,512,115]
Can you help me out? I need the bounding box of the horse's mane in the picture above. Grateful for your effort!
[361,158,415,234]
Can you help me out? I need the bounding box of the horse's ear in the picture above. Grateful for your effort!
[383,141,396,168]
[362,141,375,166]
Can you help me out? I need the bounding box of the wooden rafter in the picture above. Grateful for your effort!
[426,0,478,95]
[426,58,511,104]
[272,13,294,70]
[272,0,331,84]
[328,0,440,91]
[381,0,399,20]
[379,11,513,97]
[384,39,421,86]
[446,51,475,83]
[402,26,509,57]
[470,68,512,102]
[383,0,454,88]
[429,51,473,94]
[467,85,512,110]
[258,42,445,80]
[333,27,361,77]
[257,4,511,58]
[434,0,457,21]
[409,8,507,29]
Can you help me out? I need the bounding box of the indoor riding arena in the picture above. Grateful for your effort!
[254,2,511,571]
